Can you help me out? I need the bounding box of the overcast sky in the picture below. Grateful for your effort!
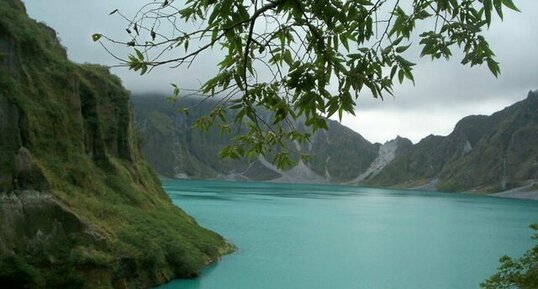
[23,0,538,144]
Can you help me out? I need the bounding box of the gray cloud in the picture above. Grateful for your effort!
[356,1,538,110]
[23,0,538,143]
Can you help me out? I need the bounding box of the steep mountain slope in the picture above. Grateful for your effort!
[368,90,538,193]
[134,90,538,194]
[307,120,380,182]
[437,91,538,192]
[0,2,230,288]
[350,136,413,183]
[133,95,279,181]
[132,94,397,183]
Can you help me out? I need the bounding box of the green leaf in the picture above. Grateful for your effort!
[416,10,431,20]
[493,0,503,19]
[135,48,144,61]
[487,58,500,77]
[484,0,493,26]
[283,50,293,66]
[219,145,244,160]
[404,69,415,84]
[211,29,219,43]
[140,63,148,75]
[398,69,405,84]
[221,0,233,12]
[208,4,221,25]
[172,84,180,97]
[501,0,520,11]
[395,44,411,53]
[340,34,350,51]
[390,65,398,79]
[357,0,373,5]
[392,37,404,46]
[396,55,416,67]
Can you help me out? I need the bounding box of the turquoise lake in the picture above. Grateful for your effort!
[158,180,538,289]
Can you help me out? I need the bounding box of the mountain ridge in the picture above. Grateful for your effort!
[133,94,401,184]
[367,90,538,193]
[133,90,538,195]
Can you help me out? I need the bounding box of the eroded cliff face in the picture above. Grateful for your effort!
[132,88,538,194]
[435,91,538,192]
[132,95,389,183]
[0,1,230,288]
[366,91,538,193]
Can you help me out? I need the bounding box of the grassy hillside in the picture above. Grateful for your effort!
[0,1,231,288]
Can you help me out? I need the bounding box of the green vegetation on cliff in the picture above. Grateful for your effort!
[133,95,260,180]
[366,91,538,193]
[0,1,230,288]
[132,94,381,183]
[133,90,538,195]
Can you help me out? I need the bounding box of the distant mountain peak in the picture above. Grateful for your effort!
[366,89,538,194]
[132,90,538,195]
[527,89,538,101]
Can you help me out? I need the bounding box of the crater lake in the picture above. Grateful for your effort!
[157,180,538,289]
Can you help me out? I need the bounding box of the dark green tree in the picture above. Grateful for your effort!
[481,224,538,289]
[95,0,518,167]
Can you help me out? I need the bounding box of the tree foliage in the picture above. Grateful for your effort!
[481,224,538,289]
[95,0,518,168]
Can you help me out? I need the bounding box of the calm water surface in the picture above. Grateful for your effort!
[157,180,538,289]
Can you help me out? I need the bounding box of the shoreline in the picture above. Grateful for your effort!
[489,181,538,201]
[490,190,538,201]
[161,177,538,201]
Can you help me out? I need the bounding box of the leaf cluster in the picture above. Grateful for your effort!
[100,0,518,168]
[481,224,538,289]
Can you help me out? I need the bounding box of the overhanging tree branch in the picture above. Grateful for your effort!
[95,0,519,168]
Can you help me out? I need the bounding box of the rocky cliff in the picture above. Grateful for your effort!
[133,90,538,194]
[132,94,411,183]
[0,1,230,288]
[367,90,538,193]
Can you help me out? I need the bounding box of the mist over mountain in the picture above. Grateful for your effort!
[132,94,390,183]
[133,91,538,194]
